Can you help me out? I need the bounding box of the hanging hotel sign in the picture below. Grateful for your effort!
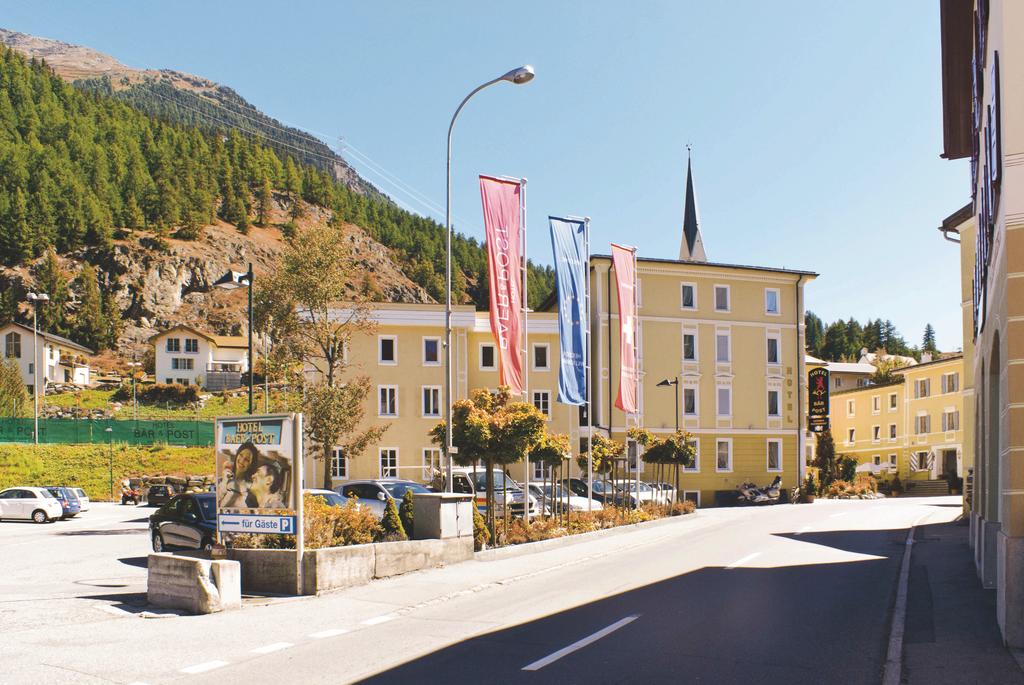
[808,367,830,433]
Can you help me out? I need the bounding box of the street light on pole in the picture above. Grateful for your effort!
[215,264,255,415]
[27,292,49,445]
[105,425,113,502]
[127,360,141,420]
[444,64,534,492]
[656,377,680,432]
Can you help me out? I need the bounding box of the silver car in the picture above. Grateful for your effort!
[334,479,433,518]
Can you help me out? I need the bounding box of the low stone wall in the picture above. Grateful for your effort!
[148,553,241,614]
[227,536,473,596]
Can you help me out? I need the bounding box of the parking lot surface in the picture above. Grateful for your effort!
[0,501,154,633]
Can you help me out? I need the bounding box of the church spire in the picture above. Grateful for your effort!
[678,146,707,262]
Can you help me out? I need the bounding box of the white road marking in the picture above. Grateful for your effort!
[522,615,640,671]
[180,661,229,675]
[250,642,293,654]
[361,613,398,626]
[795,525,811,535]
[310,628,349,639]
[725,552,761,569]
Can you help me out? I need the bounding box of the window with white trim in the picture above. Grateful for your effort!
[873,455,881,466]
[684,438,699,472]
[532,390,551,418]
[889,423,897,440]
[889,393,898,411]
[683,332,697,361]
[715,332,730,363]
[422,337,440,366]
[941,372,960,393]
[4,332,20,358]
[683,387,697,416]
[378,336,397,365]
[717,387,731,417]
[915,413,931,435]
[185,338,199,353]
[714,285,730,311]
[848,428,856,444]
[872,395,881,413]
[532,343,550,371]
[171,358,194,370]
[889,454,897,467]
[166,338,180,352]
[681,283,696,310]
[330,447,347,479]
[765,288,780,315]
[479,344,496,370]
[422,447,441,480]
[767,390,780,417]
[422,386,440,417]
[847,399,855,417]
[766,439,782,472]
[379,448,398,478]
[766,335,780,365]
[915,378,931,398]
[378,385,397,417]
[942,409,960,431]
[872,425,881,442]
[716,439,732,472]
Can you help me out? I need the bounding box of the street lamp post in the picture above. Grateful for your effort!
[656,377,680,432]
[444,65,534,492]
[215,264,255,415]
[127,360,141,420]
[27,292,49,445]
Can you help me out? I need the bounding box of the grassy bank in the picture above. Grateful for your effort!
[45,388,297,420]
[0,444,214,501]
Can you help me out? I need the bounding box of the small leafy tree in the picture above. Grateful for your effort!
[473,507,490,551]
[575,433,625,507]
[628,428,695,503]
[399,489,415,538]
[431,387,546,535]
[379,496,407,542]
[870,349,911,385]
[804,473,818,499]
[531,432,569,518]
[813,430,838,489]
[0,359,30,417]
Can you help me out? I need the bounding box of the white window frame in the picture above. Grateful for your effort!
[166,337,180,352]
[889,423,897,441]
[422,336,441,366]
[889,453,897,467]
[767,389,781,418]
[682,330,698,362]
[185,338,199,353]
[422,447,441,480]
[943,408,960,431]
[532,343,550,371]
[715,438,733,473]
[715,330,731,363]
[479,343,497,371]
[847,428,856,445]
[378,335,397,365]
[766,333,781,365]
[764,288,781,316]
[872,395,881,414]
[847,399,855,417]
[766,439,783,472]
[872,425,881,443]
[716,386,732,418]
[873,455,881,466]
[888,392,898,411]
[379,448,399,478]
[532,459,546,481]
[421,385,441,418]
[683,386,698,417]
[330,447,348,480]
[378,385,398,418]
[683,437,700,473]
[682,490,701,507]
[713,284,730,312]
[532,389,551,419]
[680,282,697,310]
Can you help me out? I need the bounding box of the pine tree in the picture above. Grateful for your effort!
[101,288,122,349]
[399,489,415,538]
[256,175,272,226]
[73,263,106,350]
[32,249,69,336]
[379,495,407,541]
[1,187,31,264]
[923,324,938,353]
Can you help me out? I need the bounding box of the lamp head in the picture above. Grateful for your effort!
[501,65,535,85]
[656,379,672,387]
[28,292,50,303]
[215,269,251,290]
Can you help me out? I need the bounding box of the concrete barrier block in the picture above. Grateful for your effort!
[374,539,441,578]
[228,548,297,595]
[304,544,375,594]
[147,553,241,614]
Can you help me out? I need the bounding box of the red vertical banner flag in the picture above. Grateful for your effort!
[479,175,524,395]
[612,243,638,414]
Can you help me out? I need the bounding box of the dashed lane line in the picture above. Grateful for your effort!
[522,615,640,671]
[250,642,293,654]
[310,628,350,639]
[725,552,761,569]
[180,661,230,675]
[361,613,398,626]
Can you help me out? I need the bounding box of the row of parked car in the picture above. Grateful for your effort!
[0,486,91,523]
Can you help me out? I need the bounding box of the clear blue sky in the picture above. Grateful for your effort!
[2,1,969,351]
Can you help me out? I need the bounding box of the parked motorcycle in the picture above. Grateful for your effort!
[736,481,769,505]
[762,476,782,504]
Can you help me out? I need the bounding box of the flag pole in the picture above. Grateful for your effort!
[585,218,593,513]
[521,178,530,518]
[633,246,640,511]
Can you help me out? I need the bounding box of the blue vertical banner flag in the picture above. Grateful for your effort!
[549,217,588,405]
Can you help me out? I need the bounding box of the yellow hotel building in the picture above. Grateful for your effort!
[826,355,966,487]
[302,159,816,507]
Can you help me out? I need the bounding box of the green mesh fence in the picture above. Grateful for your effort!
[0,418,214,446]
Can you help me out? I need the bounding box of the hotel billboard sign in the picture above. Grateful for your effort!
[808,368,830,433]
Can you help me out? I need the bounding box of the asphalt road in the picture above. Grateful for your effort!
[1,496,961,684]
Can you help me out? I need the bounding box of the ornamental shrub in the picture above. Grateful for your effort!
[378,496,407,542]
[473,506,490,551]
[399,489,415,538]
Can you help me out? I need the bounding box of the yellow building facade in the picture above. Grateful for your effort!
[827,355,965,485]
[590,255,815,506]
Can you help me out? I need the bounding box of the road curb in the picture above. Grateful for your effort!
[882,512,931,685]
[474,512,701,562]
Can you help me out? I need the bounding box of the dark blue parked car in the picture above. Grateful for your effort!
[42,486,81,519]
[149,493,217,552]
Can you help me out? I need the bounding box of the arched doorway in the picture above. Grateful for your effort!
[987,332,1001,523]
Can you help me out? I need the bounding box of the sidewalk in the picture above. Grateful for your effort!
[903,514,1024,684]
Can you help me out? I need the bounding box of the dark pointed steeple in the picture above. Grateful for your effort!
[679,146,707,262]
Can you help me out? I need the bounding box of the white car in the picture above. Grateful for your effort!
[0,487,64,523]
[528,484,603,513]
[71,488,91,512]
